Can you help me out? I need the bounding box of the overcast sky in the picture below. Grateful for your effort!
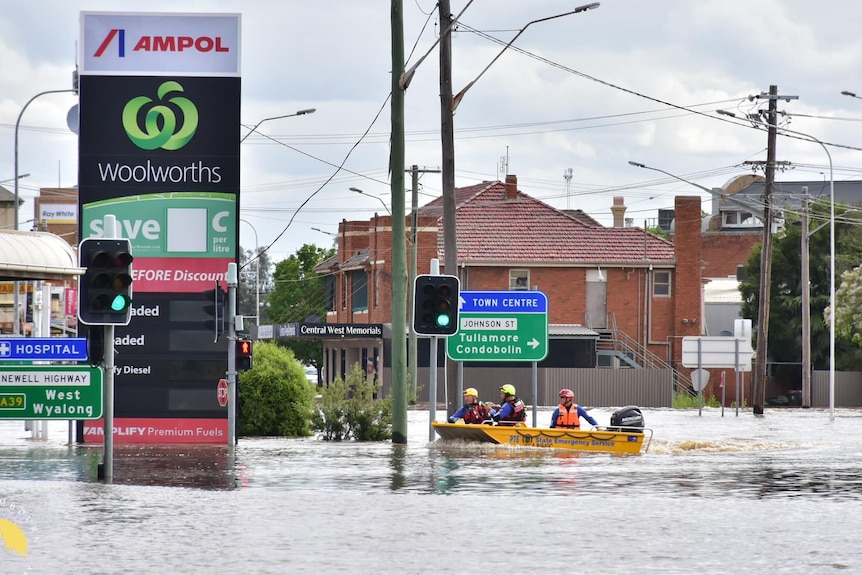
[2,0,862,261]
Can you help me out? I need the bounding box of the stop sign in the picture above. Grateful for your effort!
[217,378,228,407]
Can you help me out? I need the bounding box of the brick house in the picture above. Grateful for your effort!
[317,174,709,401]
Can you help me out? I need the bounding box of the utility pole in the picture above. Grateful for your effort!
[752,85,780,415]
[407,164,440,405]
[390,0,408,444]
[439,0,460,416]
[801,186,811,408]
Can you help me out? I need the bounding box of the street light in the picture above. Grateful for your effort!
[14,87,76,335]
[451,2,600,111]
[349,187,391,216]
[717,109,835,420]
[0,173,30,185]
[311,227,337,237]
[239,108,316,143]
[841,90,862,100]
[240,219,260,329]
[627,160,763,218]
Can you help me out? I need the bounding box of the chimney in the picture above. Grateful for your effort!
[611,196,627,228]
[504,174,518,200]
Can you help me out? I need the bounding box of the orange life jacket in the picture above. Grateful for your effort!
[555,403,581,429]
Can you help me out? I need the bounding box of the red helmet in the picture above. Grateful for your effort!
[559,389,574,400]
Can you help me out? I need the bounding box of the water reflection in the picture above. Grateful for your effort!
[101,445,239,490]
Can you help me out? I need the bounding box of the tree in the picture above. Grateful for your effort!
[238,246,274,325]
[740,201,862,371]
[833,265,862,347]
[266,243,335,373]
[238,341,315,437]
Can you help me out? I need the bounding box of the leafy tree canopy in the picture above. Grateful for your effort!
[266,243,335,371]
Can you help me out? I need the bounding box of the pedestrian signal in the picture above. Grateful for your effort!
[236,338,253,372]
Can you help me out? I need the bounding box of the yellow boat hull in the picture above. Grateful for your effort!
[431,421,651,454]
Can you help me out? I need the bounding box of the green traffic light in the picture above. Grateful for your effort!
[436,314,450,327]
[110,294,130,312]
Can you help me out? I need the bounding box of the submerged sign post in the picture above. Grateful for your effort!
[0,366,104,419]
[447,290,549,362]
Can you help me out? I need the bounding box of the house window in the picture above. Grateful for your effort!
[722,210,761,228]
[653,271,671,297]
[510,269,529,291]
[325,275,336,312]
[351,270,368,312]
[340,273,347,310]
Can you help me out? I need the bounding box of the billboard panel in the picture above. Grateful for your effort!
[79,12,240,444]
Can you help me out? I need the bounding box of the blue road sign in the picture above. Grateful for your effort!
[0,338,88,362]
[458,291,549,314]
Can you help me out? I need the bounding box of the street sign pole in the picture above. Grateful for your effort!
[227,263,238,447]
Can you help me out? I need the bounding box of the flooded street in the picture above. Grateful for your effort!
[2,407,861,574]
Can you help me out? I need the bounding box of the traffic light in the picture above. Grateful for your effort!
[78,238,134,326]
[236,339,253,372]
[202,282,226,341]
[412,274,460,336]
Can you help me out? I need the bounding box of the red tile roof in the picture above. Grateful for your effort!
[419,181,674,265]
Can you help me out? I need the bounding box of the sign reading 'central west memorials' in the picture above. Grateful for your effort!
[447,291,549,362]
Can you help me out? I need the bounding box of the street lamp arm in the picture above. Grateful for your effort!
[349,187,392,216]
[627,160,711,194]
[841,90,861,100]
[240,108,316,143]
[452,2,600,112]
[13,87,76,336]
[628,159,764,219]
[399,0,477,90]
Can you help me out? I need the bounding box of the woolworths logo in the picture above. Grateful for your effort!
[122,80,198,150]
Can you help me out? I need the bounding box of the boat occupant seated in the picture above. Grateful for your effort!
[492,384,527,426]
[550,388,598,430]
[448,388,493,424]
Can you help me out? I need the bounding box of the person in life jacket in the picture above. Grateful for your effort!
[491,384,527,425]
[550,388,599,429]
[448,388,492,424]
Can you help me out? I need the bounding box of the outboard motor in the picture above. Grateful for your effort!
[609,406,644,432]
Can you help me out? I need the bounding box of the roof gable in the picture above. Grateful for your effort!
[423,181,674,264]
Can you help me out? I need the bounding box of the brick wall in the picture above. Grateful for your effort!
[702,232,760,278]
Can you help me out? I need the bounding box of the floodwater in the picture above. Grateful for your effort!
[2,407,861,574]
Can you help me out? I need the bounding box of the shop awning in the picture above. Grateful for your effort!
[0,230,84,281]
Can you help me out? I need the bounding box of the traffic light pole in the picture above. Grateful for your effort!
[227,263,238,447]
[100,215,119,483]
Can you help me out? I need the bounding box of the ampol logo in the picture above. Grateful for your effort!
[94,28,231,58]
[123,81,198,150]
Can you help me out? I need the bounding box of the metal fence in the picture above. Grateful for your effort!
[384,367,862,409]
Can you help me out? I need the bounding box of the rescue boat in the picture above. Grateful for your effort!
[431,406,652,454]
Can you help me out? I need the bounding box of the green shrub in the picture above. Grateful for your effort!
[311,363,392,441]
[672,392,721,409]
[238,341,315,437]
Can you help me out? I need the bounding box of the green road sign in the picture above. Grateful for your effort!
[446,290,549,362]
[0,366,104,420]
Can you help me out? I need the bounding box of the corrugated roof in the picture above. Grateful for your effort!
[0,230,84,280]
[549,324,600,337]
[422,181,674,265]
